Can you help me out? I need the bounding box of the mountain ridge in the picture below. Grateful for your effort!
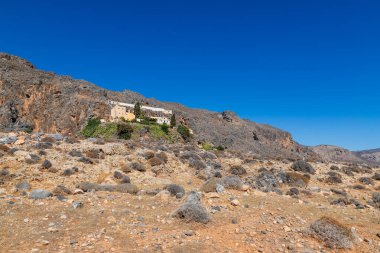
[0,52,378,165]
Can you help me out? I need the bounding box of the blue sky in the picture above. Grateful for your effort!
[1,0,379,150]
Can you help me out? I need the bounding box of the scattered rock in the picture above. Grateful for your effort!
[41,160,52,170]
[72,201,84,209]
[29,190,52,199]
[291,160,315,174]
[358,177,374,185]
[231,199,240,206]
[173,191,210,224]
[16,181,31,191]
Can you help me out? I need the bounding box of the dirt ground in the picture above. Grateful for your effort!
[0,134,379,253]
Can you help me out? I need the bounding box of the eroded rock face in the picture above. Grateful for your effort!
[0,53,316,160]
[0,53,144,134]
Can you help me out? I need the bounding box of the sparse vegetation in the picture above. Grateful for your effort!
[177,124,191,141]
[309,216,355,249]
[81,118,101,138]
[134,102,141,119]
[215,145,225,151]
[291,160,315,174]
[202,142,214,151]
[170,114,176,128]
[160,123,169,134]
[116,123,133,140]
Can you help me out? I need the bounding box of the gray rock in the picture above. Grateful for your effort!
[0,136,17,144]
[173,191,210,224]
[29,190,52,199]
[16,181,31,191]
[216,184,225,193]
[47,134,63,141]
[72,201,84,209]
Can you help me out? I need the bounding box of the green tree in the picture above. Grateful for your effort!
[177,124,191,141]
[134,102,141,119]
[170,114,176,128]
[116,123,134,140]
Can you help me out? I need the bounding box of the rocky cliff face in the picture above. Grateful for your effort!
[0,53,317,159]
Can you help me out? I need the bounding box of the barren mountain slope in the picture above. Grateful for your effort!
[0,53,315,160]
[354,148,380,164]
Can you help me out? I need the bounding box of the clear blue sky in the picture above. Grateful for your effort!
[1,0,379,150]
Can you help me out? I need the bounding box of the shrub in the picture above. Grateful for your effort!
[254,171,279,192]
[156,152,168,163]
[282,172,310,187]
[200,177,222,193]
[215,145,225,151]
[291,160,315,174]
[160,123,169,134]
[130,162,146,172]
[85,149,105,159]
[309,216,355,249]
[69,150,82,157]
[93,123,117,138]
[202,142,214,151]
[81,118,101,138]
[164,184,185,197]
[325,176,343,184]
[230,165,247,176]
[222,175,243,190]
[41,160,52,170]
[286,187,299,196]
[188,157,206,170]
[117,123,133,140]
[177,124,191,141]
[358,177,374,185]
[143,151,155,160]
[148,157,162,167]
[113,171,125,179]
[373,173,380,181]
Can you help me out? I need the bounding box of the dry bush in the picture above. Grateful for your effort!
[309,216,355,249]
[0,144,10,152]
[156,152,168,163]
[130,162,146,172]
[282,172,310,187]
[85,149,105,159]
[148,157,163,167]
[143,151,155,160]
[230,165,247,176]
[291,160,315,174]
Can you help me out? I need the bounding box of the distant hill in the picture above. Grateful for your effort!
[0,52,316,160]
[353,148,380,165]
[311,145,380,166]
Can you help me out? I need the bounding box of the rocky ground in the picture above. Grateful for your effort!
[0,132,380,253]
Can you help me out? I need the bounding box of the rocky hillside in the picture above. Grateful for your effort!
[0,132,379,252]
[0,53,315,160]
[354,148,380,164]
[311,145,380,166]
